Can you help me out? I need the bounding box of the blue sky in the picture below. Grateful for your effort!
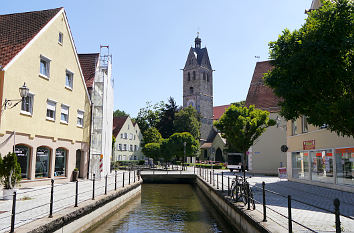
[2,0,311,117]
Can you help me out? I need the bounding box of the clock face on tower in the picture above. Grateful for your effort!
[187,99,195,108]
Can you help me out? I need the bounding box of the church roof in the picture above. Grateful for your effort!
[78,53,99,89]
[0,7,62,68]
[191,47,208,66]
[245,61,281,112]
[213,104,231,121]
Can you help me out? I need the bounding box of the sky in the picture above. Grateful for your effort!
[1,0,312,117]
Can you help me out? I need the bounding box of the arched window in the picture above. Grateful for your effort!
[193,71,196,80]
[15,144,31,179]
[188,72,191,81]
[55,148,67,176]
[203,72,206,80]
[190,87,194,94]
[36,147,51,178]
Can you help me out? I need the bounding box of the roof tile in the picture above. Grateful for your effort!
[78,53,99,89]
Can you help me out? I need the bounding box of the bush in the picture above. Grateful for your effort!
[0,152,22,189]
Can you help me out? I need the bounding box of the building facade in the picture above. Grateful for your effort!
[0,8,91,182]
[112,116,144,161]
[78,49,114,178]
[183,36,214,143]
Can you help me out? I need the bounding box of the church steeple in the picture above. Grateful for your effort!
[195,33,201,48]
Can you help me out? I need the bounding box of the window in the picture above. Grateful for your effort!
[35,147,50,178]
[123,144,127,151]
[203,72,206,80]
[292,120,297,135]
[128,124,130,130]
[40,55,50,78]
[46,100,56,120]
[118,144,122,151]
[207,74,210,82]
[21,93,33,115]
[61,104,69,123]
[302,116,308,133]
[121,133,123,139]
[65,70,73,89]
[55,148,66,176]
[193,71,196,80]
[130,145,133,151]
[124,133,127,139]
[58,32,63,44]
[134,135,136,140]
[188,72,191,81]
[77,110,84,127]
[134,145,137,151]
[190,87,194,94]
[130,133,133,140]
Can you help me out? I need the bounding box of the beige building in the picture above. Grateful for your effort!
[245,61,286,175]
[0,8,91,182]
[112,116,144,161]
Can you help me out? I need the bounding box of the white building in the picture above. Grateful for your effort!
[78,47,114,178]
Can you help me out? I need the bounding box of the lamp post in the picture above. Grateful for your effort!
[183,142,186,171]
[2,83,29,110]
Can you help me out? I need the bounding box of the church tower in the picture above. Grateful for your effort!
[183,35,214,142]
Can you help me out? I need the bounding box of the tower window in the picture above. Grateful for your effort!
[188,72,190,81]
[203,73,206,80]
[207,74,210,82]
[190,87,194,94]
[193,71,196,80]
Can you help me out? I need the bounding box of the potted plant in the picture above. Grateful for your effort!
[72,168,79,181]
[0,152,22,200]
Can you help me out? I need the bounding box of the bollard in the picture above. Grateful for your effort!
[213,171,215,186]
[334,198,341,233]
[75,180,78,207]
[247,183,251,210]
[105,175,108,195]
[288,195,292,233]
[134,170,136,183]
[10,191,17,233]
[217,173,219,189]
[138,169,140,181]
[129,171,131,185]
[92,174,95,200]
[210,171,212,184]
[228,176,230,196]
[49,179,54,218]
[222,172,224,192]
[262,182,266,222]
[115,170,117,190]
[123,172,125,187]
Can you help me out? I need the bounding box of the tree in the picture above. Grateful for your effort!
[112,135,116,150]
[174,106,201,140]
[0,152,22,189]
[231,100,245,107]
[135,101,164,135]
[214,105,275,170]
[264,0,354,137]
[142,127,162,146]
[142,143,160,161]
[157,97,179,138]
[166,132,200,161]
[113,109,129,117]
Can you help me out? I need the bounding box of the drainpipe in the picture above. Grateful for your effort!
[87,103,93,179]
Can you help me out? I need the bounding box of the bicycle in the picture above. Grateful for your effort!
[231,175,256,209]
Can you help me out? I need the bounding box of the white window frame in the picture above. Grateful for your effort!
[39,55,51,79]
[124,133,127,139]
[21,93,34,116]
[60,104,69,124]
[118,144,122,151]
[65,70,74,90]
[77,110,84,127]
[46,100,56,121]
[130,145,133,151]
[292,120,297,135]
[123,144,127,151]
[58,32,63,45]
[302,116,308,133]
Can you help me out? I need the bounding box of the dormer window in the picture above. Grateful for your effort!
[190,87,194,94]
[58,32,63,44]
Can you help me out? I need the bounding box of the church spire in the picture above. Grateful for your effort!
[195,32,201,49]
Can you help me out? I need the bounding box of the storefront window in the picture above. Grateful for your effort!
[292,152,309,179]
[55,148,66,176]
[310,149,334,183]
[35,147,50,178]
[15,145,30,179]
[335,148,354,186]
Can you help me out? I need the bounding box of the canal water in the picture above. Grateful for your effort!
[88,184,236,233]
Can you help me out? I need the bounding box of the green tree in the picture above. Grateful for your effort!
[174,106,201,140]
[167,132,200,161]
[264,0,354,137]
[214,105,275,170]
[113,109,129,117]
[112,135,116,150]
[142,127,162,146]
[0,152,22,189]
[135,101,164,135]
[231,100,245,107]
[157,97,179,138]
[142,143,160,161]
[160,139,174,162]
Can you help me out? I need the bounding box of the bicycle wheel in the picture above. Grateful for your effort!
[241,186,248,205]
[250,189,256,210]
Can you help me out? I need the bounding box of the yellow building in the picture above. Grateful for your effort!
[0,8,91,183]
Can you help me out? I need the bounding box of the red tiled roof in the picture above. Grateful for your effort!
[0,8,62,68]
[245,61,280,112]
[78,53,99,89]
[213,104,230,120]
[112,116,128,137]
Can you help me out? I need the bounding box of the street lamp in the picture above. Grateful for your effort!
[3,83,29,110]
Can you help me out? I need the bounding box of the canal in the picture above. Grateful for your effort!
[87,184,237,233]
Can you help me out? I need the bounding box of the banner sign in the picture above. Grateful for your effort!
[303,140,315,150]
[278,167,287,179]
